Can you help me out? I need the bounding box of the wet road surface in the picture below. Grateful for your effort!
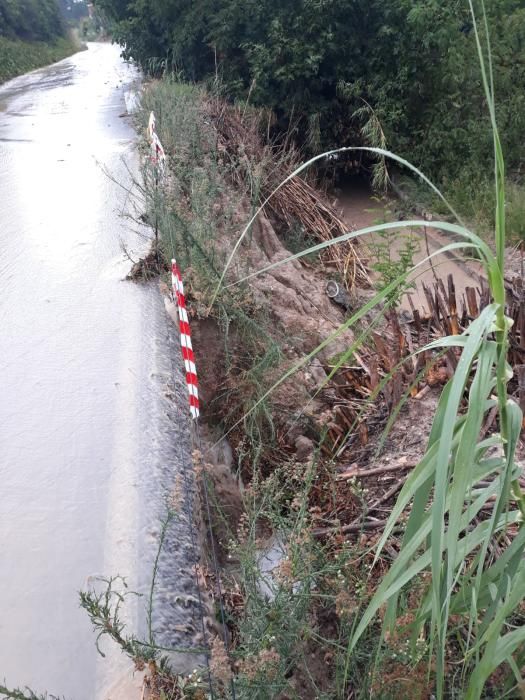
[0,44,198,698]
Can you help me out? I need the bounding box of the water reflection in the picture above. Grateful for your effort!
[0,44,154,699]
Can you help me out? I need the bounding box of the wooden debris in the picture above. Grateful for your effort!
[204,100,370,289]
[313,518,390,538]
[337,460,415,480]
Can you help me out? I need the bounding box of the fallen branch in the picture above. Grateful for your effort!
[337,460,415,480]
[313,517,389,538]
[364,479,405,514]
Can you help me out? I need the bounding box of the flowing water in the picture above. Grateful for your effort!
[338,179,483,311]
[0,43,200,699]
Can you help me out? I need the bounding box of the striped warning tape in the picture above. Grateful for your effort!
[147,111,166,173]
[171,259,200,419]
[170,264,235,698]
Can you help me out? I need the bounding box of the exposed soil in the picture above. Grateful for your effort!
[157,157,498,552]
[158,164,449,610]
[155,168,523,537]
[139,89,525,698]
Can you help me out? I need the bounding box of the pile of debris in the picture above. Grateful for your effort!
[205,100,369,289]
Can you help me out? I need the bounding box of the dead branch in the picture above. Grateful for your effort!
[337,461,415,480]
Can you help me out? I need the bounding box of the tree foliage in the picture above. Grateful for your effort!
[0,0,66,42]
[96,0,525,183]
[58,0,89,23]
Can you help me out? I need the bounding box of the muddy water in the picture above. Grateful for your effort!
[338,179,484,311]
[0,44,199,698]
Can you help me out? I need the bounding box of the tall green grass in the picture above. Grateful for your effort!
[399,171,525,244]
[0,36,80,85]
[212,1,525,696]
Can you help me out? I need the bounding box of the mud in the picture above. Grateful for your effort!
[228,206,355,361]
[337,179,484,312]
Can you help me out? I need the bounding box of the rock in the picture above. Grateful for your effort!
[295,435,314,462]
[309,359,327,389]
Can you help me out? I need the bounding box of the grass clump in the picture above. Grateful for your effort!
[397,169,525,244]
[444,172,525,244]
[137,78,294,469]
[0,36,81,85]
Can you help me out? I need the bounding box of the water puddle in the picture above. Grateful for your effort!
[338,179,483,312]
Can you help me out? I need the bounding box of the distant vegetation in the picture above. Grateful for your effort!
[96,1,524,176]
[0,0,65,42]
[58,0,89,24]
[0,0,80,84]
[96,0,525,236]
[58,1,109,42]
[0,36,79,83]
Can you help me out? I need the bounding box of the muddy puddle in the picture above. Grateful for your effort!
[337,178,484,312]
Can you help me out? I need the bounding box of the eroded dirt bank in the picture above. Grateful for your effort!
[125,79,525,698]
[123,83,436,698]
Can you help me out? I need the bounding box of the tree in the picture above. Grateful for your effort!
[0,0,66,41]
[94,0,525,181]
[58,0,89,22]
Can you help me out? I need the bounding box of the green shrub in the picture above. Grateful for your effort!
[0,36,79,84]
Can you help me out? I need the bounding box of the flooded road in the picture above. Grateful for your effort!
[0,44,197,698]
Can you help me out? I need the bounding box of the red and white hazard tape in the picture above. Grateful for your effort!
[171,259,200,420]
[147,111,166,173]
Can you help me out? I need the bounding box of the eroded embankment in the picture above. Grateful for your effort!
[134,85,393,697]
[127,81,525,699]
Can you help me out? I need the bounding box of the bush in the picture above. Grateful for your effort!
[0,36,79,84]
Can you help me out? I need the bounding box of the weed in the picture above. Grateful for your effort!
[281,221,319,262]
[397,169,525,244]
[368,207,420,307]
[504,181,525,242]
[226,458,348,698]
[447,173,525,243]
[0,686,55,700]
[80,575,210,697]
[80,575,156,664]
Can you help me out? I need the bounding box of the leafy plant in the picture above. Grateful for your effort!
[0,0,65,43]
[368,214,420,307]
